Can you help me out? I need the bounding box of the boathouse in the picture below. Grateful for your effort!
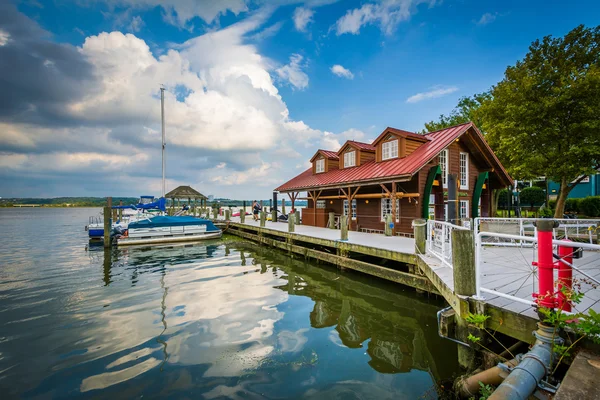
[275,122,512,235]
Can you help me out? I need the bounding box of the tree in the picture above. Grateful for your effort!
[477,25,600,217]
[519,187,545,209]
[422,92,491,132]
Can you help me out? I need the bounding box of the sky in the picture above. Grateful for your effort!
[0,0,598,199]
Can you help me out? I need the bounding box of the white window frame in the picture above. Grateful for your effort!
[428,194,435,220]
[460,200,469,219]
[316,200,326,209]
[344,151,356,168]
[382,140,398,160]
[439,149,448,188]
[380,198,400,222]
[459,152,469,190]
[343,199,357,220]
[315,158,325,173]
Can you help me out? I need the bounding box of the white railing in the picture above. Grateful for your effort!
[426,220,469,268]
[474,218,600,246]
[475,230,600,305]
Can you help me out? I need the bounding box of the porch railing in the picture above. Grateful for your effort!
[426,220,469,268]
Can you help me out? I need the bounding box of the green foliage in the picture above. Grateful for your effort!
[467,333,482,343]
[466,313,490,328]
[565,198,581,213]
[519,187,546,208]
[538,207,554,218]
[497,189,510,210]
[580,196,600,217]
[422,92,491,132]
[477,25,600,216]
[478,382,495,400]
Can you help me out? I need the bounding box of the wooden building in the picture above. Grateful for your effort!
[274,122,512,235]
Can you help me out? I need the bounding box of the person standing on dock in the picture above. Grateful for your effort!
[252,200,261,221]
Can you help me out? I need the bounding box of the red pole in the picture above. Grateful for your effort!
[557,242,573,312]
[535,220,557,309]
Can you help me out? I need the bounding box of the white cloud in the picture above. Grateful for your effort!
[293,7,314,32]
[128,15,144,32]
[475,12,497,26]
[335,0,437,36]
[406,86,458,103]
[276,53,309,90]
[330,64,354,79]
[0,29,10,46]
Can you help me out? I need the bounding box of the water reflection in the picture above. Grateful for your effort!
[0,207,457,399]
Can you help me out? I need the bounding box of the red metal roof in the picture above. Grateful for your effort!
[275,122,511,192]
[344,140,376,152]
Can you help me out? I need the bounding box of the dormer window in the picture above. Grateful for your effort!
[343,151,356,168]
[315,158,325,173]
[382,140,398,160]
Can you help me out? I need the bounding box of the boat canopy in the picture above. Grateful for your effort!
[128,216,219,230]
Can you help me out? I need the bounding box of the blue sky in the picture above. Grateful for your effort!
[0,0,598,199]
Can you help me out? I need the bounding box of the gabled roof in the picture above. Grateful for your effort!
[372,127,430,146]
[275,122,512,192]
[338,140,376,154]
[310,149,339,162]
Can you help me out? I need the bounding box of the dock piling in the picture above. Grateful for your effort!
[328,212,335,229]
[260,211,266,227]
[288,212,295,232]
[281,199,286,215]
[384,214,392,236]
[271,208,277,223]
[294,210,300,225]
[225,209,231,221]
[103,197,112,248]
[340,215,348,241]
[451,229,476,296]
[413,219,427,254]
[240,208,245,223]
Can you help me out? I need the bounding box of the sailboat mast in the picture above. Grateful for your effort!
[160,87,166,199]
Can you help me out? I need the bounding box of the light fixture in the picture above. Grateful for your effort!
[365,200,369,204]
[330,200,333,204]
[482,183,487,189]
[433,180,440,186]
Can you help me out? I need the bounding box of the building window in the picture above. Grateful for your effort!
[439,149,448,187]
[315,158,325,173]
[344,151,356,168]
[382,140,398,160]
[460,152,469,189]
[428,194,435,220]
[381,198,400,222]
[343,199,357,219]
[316,200,326,209]
[460,200,469,219]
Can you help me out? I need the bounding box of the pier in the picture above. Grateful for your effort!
[222,215,600,345]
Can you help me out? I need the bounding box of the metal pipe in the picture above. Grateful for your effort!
[488,324,560,400]
[457,358,518,398]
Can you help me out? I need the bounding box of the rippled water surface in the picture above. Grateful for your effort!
[0,208,458,399]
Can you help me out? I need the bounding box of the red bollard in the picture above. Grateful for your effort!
[535,220,557,309]
[557,242,573,312]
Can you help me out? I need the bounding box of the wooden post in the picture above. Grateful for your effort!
[288,212,295,232]
[240,208,245,223]
[294,210,300,225]
[340,215,348,241]
[260,211,266,227]
[225,209,231,221]
[243,200,246,215]
[281,198,286,215]
[391,182,397,235]
[328,212,335,229]
[452,229,476,296]
[413,218,427,254]
[118,200,123,221]
[103,197,112,248]
[212,208,218,220]
[384,214,392,236]
[271,207,277,223]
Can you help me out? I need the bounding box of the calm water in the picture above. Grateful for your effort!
[0,208,458,399]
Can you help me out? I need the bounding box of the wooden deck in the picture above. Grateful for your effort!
[223,217,600,342]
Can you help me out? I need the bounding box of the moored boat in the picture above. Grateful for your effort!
[116,216,221,246]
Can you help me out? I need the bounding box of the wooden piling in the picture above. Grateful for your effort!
[282,199,286,215]
[118,200,123,221]
[288,212,295,232]
[384,214,392,236]
[295,210,300,225]
[103,197,112,248]
[340,215,348,241]
[213,208,218,220]
[328,212,335,229]
[260,211,266,227]
[225,209,231,221]
[240,208,245,223]
[452,229,476,296]
[413,218,427,254]
[271,208,277,223]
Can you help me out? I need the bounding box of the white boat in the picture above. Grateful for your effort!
[116,216,222,246]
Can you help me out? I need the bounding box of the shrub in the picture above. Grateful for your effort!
[519,187,545,209]
[549,199,557,209]
[580,196,600,217]
[497,189,510,210]
[565,198,581,213]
